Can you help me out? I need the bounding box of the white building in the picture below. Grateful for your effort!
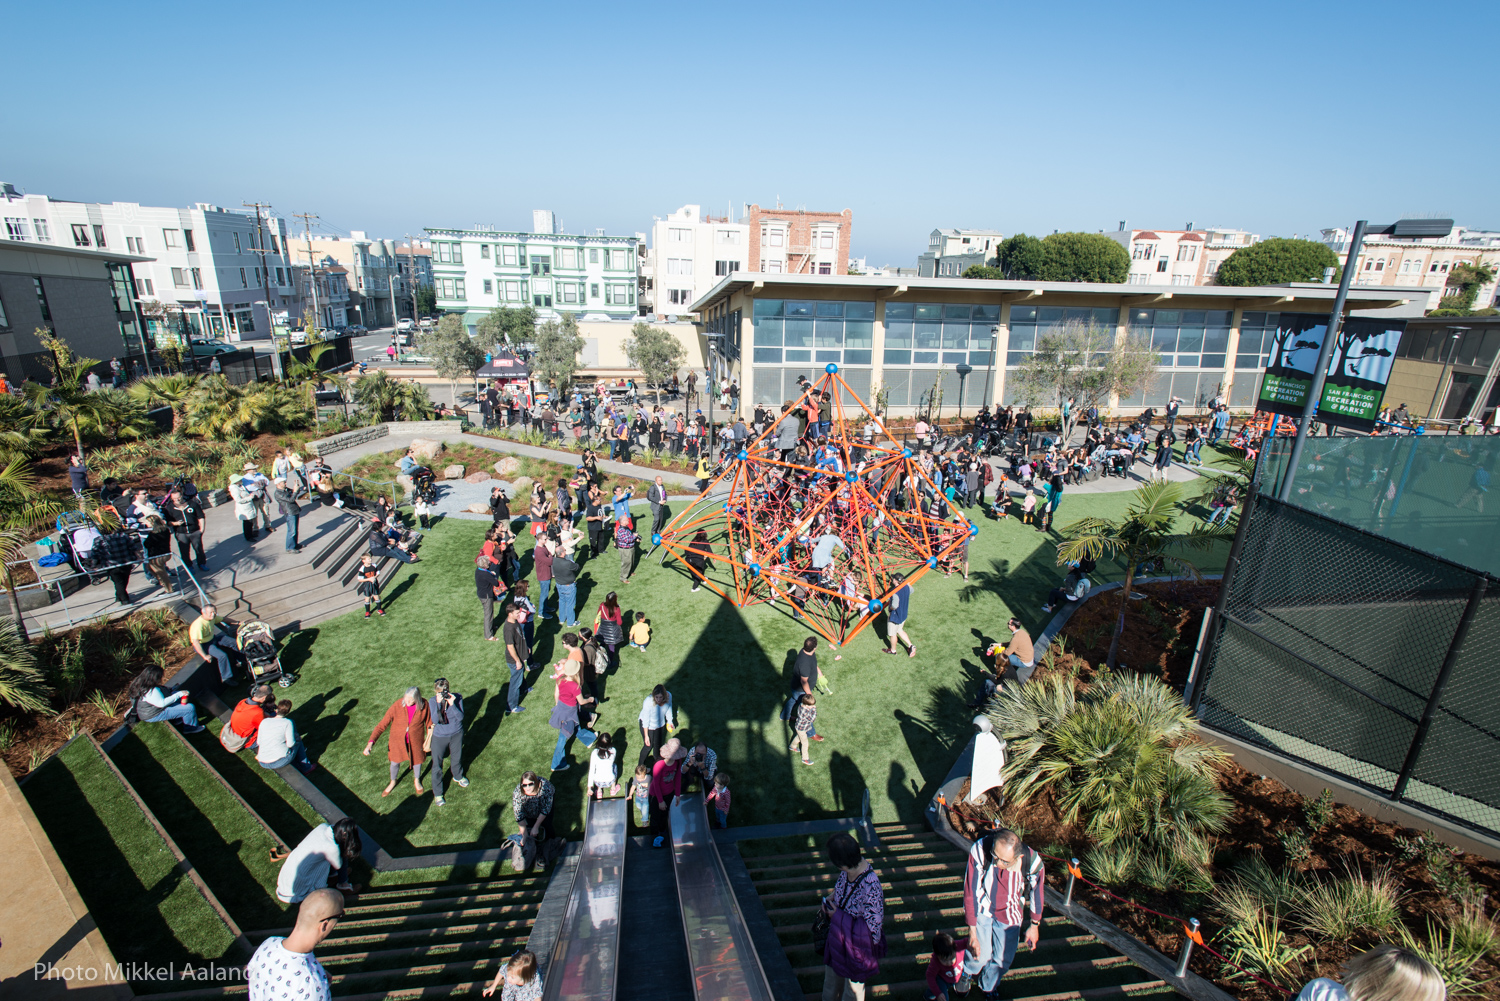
[916,228,1004,277]
[642,205,749,316]
[1322,219,1500,307]
[1107,224,1261,286]
[0,182,295,342]
[425,210,643,331]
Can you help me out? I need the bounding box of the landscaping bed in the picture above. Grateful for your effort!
[951,578,1500,999]
[1,608,192,778]
[465,426,702,477]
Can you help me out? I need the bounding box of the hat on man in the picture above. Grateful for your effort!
[243,462,259,471]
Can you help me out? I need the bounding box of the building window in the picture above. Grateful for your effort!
[441,278,453,298]
[819,229,835,250]
[481,244,491,259]
[72,223,91,246]
[0,293,8,329]
[4,218,28,241]
[163,228,180,248]
[233,233,242,253]
[1205,260,1220,275]
[761,259,783,273]
[531,256,551,276]
[1133,243,1154,260]
[667,258,691,275]
[562,283,577,304]
[1127,273,1151,284]
[1156,259,1169,272]
[715,260,741,276]
[273,267,284,286]
[1171,274,1193,286]
[92,225,106,248]
[1176,244,1197,262]
[668,289,692,305]
[718,230,739,245]
[590,283,599,298]
[32,219,50,242]
[558,247,577,269]
[533,294,552,307]
[501,245,518,266]
[818,262,832,275]
[763,228,784,248]
[483,279,493,294]
[172,268,188,287]
[32,278,51,323]
[588,248,598,264]
[135,278,154,296]
[670,228,691,243]
[192,268,203,289]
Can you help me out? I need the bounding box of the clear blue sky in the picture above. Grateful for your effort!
[5,0,1496,265]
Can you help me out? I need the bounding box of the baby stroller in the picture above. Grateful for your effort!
[409,466,438,504]
[238,621,294,688]
[57,511,109,583]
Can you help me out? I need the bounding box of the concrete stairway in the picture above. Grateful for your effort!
[205,505,404,627]
[739,822,1175,1000]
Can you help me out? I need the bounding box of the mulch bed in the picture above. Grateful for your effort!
[0,611,194,779]
[948,582,1500,999]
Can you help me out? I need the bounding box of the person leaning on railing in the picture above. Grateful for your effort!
[1295,944,1443,1001]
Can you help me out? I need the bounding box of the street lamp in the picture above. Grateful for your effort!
[703,331,726,462]
[981,326,999,408]
[1428,326,1469,424]
[955,363,973,419]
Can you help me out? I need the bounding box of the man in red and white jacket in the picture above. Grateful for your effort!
[959,828,1045,998]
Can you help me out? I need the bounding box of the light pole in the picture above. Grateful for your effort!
[1428,326,1469,424]
[981,326,999,408]
[955,363,973,419]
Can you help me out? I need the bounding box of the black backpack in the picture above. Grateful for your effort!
[976,833,1043,919]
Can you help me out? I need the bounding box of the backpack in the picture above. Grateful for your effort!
[976,833,1044,920]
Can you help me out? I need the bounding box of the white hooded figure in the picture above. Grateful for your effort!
[969,715,1007,804]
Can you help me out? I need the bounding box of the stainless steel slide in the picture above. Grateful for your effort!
[541,797,627,1001]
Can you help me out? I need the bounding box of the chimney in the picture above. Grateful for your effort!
[1118,220,1126,232]
[1186,222,1194,231]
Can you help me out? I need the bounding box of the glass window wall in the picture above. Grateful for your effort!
[751,299,875,367]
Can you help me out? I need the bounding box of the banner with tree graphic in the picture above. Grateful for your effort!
[1256,313,1405,429]
[1256,313,1329,417]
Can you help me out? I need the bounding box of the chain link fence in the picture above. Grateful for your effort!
[1193,435,1500,838]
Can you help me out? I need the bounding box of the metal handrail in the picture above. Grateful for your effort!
[1,554,203,629]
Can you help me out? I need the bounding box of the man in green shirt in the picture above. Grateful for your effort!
[190,604,237,683]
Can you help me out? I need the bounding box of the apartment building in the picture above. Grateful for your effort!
[0,183,294,342]
[744,205,852,277]
[301,231,407,326]
[642,205,749,316]
[394,240,434,296]
[1322,219,1500,308]
[916,228,1004,277]
[1107,224,1261,286]
[289,258,352,329]
[0,238,152,383]
[425,210,642,331]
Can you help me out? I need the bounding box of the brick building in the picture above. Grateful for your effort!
[744,205,852,276]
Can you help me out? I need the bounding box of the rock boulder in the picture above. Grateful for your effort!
[494,456,522,476]
[464,503,491,514]
[464,471,493,484]
[407,438,444,463]
[443,464,466,480]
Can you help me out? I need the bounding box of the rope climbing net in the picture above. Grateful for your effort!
[653,365,977,647]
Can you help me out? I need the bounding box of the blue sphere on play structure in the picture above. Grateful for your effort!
[723,502,730,512]
[867,598,882,613]
[738,449,748,461]
[969,524,979,536]
[825,362,839,374]
[652,533,662,545]
[749,563,761,576]
[844,471,857,483]
[902,447,913,458]
[927,557,938,569]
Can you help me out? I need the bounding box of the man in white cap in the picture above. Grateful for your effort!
[242,462,272,533]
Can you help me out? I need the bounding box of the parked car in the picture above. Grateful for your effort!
[347,324,368,334]
[188,338,237,357]
[395,318,415,332]
[418,318,435,330]
[289,330,308,345]
[397,330,413,346]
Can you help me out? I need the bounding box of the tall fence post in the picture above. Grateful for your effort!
[1189,452,1265,713]
[1392,575,1488,801]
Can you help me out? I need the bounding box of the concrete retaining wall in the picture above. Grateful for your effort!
[308,424,389,456]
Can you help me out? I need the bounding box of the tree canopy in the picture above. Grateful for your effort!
[532,313,586,396]
[1214,238,1339,287]
[1009,320,1159,439]
[414,285,437,315]
[419,314,486,399]
[475,305,537,351]
[624,322,687,403]
[968,233,1128,283]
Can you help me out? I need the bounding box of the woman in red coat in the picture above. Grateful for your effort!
[364,686,431,798]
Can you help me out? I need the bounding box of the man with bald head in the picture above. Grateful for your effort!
[247,887,342,1001]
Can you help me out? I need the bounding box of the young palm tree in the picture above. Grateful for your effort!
[1055,481,1228,667]
[26,333,114,462]
[352,370,432,422]
[186,377,309,438]
[128,373,204,432]
[0,455,65,641]
[0,615,49,711]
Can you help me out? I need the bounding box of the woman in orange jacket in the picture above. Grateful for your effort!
[364,686,431,798]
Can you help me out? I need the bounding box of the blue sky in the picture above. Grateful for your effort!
[5,0,1497,265]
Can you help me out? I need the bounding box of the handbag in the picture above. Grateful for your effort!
[812,864,864,956]
[825,869,886,981]
[423,724,433,753]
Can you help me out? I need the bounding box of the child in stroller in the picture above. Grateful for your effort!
[238,620,294,687]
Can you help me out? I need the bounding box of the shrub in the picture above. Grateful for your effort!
[1083,842,1137,886]
[1399,918,1493,996]
[1303,788,1334,830]
[0,617,51,712]
[986,673,1232,850]
[1219,912,1312,990]
[1293,861,1401,940]
[1212,857,1303,927]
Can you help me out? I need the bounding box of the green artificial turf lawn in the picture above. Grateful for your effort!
[23,737,241,979]
[278,484,1229,855]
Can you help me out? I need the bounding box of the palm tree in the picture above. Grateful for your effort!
[352,370,432,422]
[129,373,204,432]
[0,455,65,641]
[1054,481,1229,667]
[185,377,309,438]
[26,333,114,462]
[0,616,49,711]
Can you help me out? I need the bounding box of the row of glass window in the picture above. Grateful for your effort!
[750,366,873,408]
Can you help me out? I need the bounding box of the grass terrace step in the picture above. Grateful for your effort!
[349,874,550,903]
[337,886,548,918]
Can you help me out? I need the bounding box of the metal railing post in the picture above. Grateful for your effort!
[1064,858,1079,907]
[1174,918,1200,979]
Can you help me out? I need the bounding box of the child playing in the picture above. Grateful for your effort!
[629,763,651,827]
[413,495,433,530]
[924,931,968,1000]
[628,611,651,651]
[482,949,542,1000]
[589,732,619,799]
[1020,491,1037,524]
[791,694,817,766]
[705,772,731,829]
[355,554,384,618]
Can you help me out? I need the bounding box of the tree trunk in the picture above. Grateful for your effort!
[1105,560,1137,668]
[5,563,29,643]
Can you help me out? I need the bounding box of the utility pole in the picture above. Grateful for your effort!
[404,232,421,324]
[295,213,322,332]
[244,201,285,379]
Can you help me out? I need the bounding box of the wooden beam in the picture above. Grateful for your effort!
[750,281,764,294]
